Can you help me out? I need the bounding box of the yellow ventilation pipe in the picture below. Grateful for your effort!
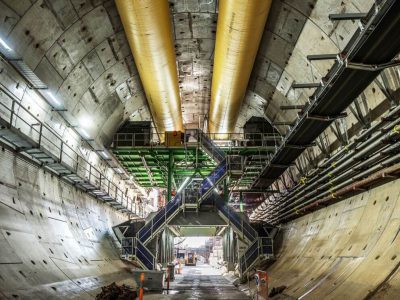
[208,0,272,134]
[115,0,183,134]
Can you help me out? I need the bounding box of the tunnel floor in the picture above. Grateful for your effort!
[146,263,250,299]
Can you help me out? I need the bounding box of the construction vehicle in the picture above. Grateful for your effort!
[185,252,197,266]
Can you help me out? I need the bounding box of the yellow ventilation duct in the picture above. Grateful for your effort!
[208,0,272,134]
[115,0,183,134]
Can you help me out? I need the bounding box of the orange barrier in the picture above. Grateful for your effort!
[166,266,170,290]
[255,271,269,300]
[139,272,144,300]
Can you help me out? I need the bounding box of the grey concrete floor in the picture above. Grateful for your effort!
[145,263,250,299]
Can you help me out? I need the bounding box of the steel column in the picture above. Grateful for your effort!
[167,152,173,202]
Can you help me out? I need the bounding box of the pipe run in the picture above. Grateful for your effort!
[251,104,400,222]
[115,0,183,134]
[269,122,400,220]
[208,0,272,134]
[281,161,400,222]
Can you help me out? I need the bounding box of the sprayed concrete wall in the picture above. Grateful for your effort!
[267,179,400,299]
[0,148,133,299]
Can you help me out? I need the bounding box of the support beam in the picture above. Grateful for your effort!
[305,112,347,121]
[329,13,368,21]
[167,152,173,202]
[286,143,316,149]
[280,105,305,110]
[272,121,293,126]
[140,155,155,186]
[270,163,293,169]
[230,189,280,194]
[346,60,400,71]
[224,178,228,203]
[291,82,322,89]
[307,54,339,61]
[239,192,244,212]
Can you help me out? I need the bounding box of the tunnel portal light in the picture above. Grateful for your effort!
[0,37,12,52]
[177,177,190,193]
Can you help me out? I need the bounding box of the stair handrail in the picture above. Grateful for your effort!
[135,238,156,270]
[212,193,257,242]
[137,191,184,244]
[196,129,226,162]
[239,238,260,276]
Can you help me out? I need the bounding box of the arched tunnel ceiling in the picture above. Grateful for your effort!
[170,0,217,129]
[0,0,381,144]
[0,0,151,144]
[242,0,375,134]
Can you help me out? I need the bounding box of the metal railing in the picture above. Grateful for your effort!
[121,237,156,270]
[197,129,226,163]
[199,159,228,200]
[137,191,184,244]
[112,132,165,147]
[137,150,228,244]
[205,132,281,145]
[112,130,280,150]
[213,193,258,242]
[239,237,274,277]
[0,87,140,215]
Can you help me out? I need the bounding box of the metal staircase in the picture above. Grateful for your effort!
[135,129,228,243]
[123,132,227,269]
[197,130,226,163]
[121,237,156,270]
[198,159,228,203]
[209,192,274,278]
[239,237,273,278]
[122,130,273,274]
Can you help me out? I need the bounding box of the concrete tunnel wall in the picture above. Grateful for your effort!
[267,178,400,299]
[0,148,133,299]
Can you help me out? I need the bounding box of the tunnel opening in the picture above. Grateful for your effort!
[0,0,400,299]
[173,236,223,274]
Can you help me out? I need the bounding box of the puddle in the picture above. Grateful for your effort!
[162,289,184,295]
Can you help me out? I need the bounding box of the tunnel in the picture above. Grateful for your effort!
[0,0,400,299]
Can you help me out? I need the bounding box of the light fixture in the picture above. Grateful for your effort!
[99,150,109,159]
[114,168,123,174]
[77,128,90,139]
[46,91,62,106]
[0,37,12,52]
[177,177,190,193]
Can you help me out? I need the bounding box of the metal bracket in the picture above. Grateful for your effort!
[291,82,322,89]
[230,189,280,194]
[329,13,368,21]
[270,163,293,169]
[345,59,400,71]
[51,108,68,112]
[272,121,293,126]
[307,54,339,61]
[280,105,305,110]
[305,112,347,121]
[285,143,316,149]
